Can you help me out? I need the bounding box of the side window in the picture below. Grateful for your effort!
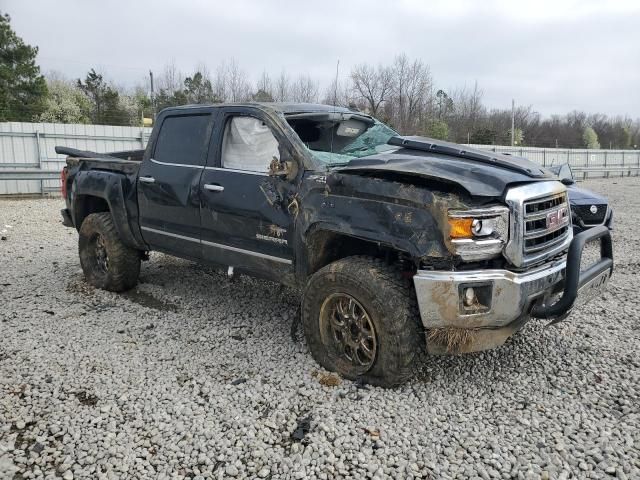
[154,114,210,166]
[221,116,279,173]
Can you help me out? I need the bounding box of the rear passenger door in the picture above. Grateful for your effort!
[137,111,214,259]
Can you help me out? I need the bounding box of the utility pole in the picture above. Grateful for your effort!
[149,70,155,121]
[511,98,515,146]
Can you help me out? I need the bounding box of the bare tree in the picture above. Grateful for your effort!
[273,70,290,102]
[224,58,251,102]
[390,54,433,134]
[405,60,433,129]
[322,78,356,108]
[158,61,183,95]
[447,81,485,141]
[350,63,393,116]
[254,70,274,101]
[213,62,228,102]
[291,74,319,103]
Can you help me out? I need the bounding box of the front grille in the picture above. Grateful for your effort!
[573,204,607,225]
[523,193,570,254]
[525,195,565,214]
[504,182,573,268]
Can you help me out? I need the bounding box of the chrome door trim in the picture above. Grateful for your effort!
[204,166,268,176]
[201,239,292,264]
[141,226,200,243]
[140,226,292,265]
[150,158,204,169]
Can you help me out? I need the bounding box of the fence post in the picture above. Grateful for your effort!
[35,130,42,168]
[35,130,44,195]
[604,151,608,179]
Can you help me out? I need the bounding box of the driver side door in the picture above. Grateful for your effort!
[199,107,295,282]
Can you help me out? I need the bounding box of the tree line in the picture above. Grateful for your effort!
[2,12,639,149]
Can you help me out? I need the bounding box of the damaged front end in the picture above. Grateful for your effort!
[274,107,613,357]
[413,182,613,355]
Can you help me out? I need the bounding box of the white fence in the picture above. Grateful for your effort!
[1,121,639,195]
[0,122,151,195]
[468,144,640,179]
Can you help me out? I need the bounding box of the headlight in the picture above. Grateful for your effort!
[447,206,509,261]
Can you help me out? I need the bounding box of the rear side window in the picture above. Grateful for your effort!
[154,114,210,166]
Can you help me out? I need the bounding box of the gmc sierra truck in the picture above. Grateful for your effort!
[58,103,613,387]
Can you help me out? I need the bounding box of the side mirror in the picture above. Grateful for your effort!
[560,177,575,186]
[559,164,574,182]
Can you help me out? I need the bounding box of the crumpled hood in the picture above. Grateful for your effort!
[335,137,556,198]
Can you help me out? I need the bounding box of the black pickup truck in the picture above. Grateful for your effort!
[59,103,613,386]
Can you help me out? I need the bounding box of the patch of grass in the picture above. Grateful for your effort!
[427,327,476,353]
[316,372,342,387]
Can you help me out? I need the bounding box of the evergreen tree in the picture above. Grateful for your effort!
[77,69,129,125]
[183,71,217,104]
[423,119,449,140]
[0,12,48,121]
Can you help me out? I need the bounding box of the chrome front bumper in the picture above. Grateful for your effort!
[413,259,567,330]
[413,226,613,354]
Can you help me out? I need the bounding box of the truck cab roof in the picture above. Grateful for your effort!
[159,102,355,116]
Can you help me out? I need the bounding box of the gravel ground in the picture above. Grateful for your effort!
[1,177,639,480]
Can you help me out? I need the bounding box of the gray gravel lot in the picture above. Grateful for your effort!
[1,177,639,480]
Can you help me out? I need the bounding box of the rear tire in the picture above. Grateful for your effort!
[302,256,422,387]
[78,212,140,292]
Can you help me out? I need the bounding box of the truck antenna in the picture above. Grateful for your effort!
[330,59,340,155]
[333,60,340,106]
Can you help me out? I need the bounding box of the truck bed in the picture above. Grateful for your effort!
[56,146,143,175]
[55,146,145,162]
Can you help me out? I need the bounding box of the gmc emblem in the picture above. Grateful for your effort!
[547,207,569,229]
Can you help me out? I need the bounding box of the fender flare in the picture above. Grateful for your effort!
[72,170,147,250]
[296,221,424,279]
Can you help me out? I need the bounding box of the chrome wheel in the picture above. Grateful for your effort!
[93,234,109,274]
[319,293,377,372]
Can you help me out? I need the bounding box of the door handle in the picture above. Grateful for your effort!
[204,184,225,192]
[139,176,155,184]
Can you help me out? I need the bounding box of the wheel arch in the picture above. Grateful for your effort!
[300,224,416,278]
[72,171,146,250]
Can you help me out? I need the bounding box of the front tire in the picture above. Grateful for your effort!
[78,212,141,292]
[302,256,422,387]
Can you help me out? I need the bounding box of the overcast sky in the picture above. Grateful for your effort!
[5,0,640,117]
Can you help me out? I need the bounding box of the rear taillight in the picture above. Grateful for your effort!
[61,167,68,198]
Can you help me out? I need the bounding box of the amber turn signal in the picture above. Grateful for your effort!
[448,217,474,239]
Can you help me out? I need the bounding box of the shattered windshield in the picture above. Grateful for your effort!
[285,113,398,167]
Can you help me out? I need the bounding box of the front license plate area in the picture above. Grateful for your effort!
[576,269,611,307]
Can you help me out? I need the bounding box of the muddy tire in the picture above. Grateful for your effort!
[302,256,422,387]
[78,212,140,292]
